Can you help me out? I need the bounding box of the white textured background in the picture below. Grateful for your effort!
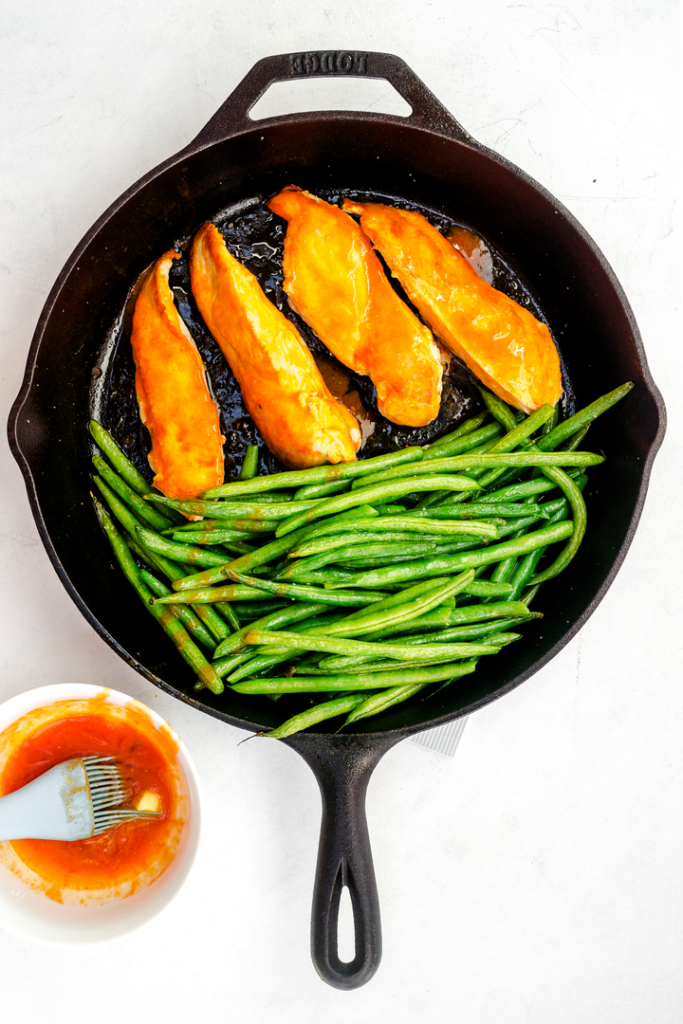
[0,2,680,1021]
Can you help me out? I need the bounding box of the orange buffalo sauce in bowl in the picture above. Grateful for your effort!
[0,692,191,907]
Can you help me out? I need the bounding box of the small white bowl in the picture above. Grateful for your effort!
[0,684,201,945]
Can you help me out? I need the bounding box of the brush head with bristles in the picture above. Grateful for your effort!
[82,756,160,836]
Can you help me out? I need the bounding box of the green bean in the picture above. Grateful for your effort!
[294,480,351,500]
[92,498,223,694]
[493,499,565,602]
[276,475,482,538]
[288,570,360,587]
[171,506,378,593]
[430,448,593,512]
[520,584,541,607]
[558,423,591,451]
[226,580,466,675]
[148,495,319,520]
[477,478,558,503]
[124,528,237,644]
[240,445,259,480]
[203,446,425,498]
[342,684,427,725]
[507,547,546,601]
[419,615,536,640]
[458,405,555,463]
[423,410,489,452]
[352,442,510,491]
[135,527,234,568]
[157,584,306,604]
[288,531,445,558]
[373,504,408,515]
[168,530,255,546]
[436,412,590,501]
[423,422,503,460]
[541,405,560,435]
[290,518,499,556]
[139,569,216,650]
[169,532,305,592]
[231,660,480,694]
[231,599,290,617]
[418,447,602,473]
[506,492,572,602]
[215,601,240,632]
[330,521,572,589]
[536,382,633,451]
[529,467,587,583]
[418,501,550,520]
[296,653,478,674]
[491,511,552,539]
[263,694,369,739]
[89,420,153,498]
[167,518,280,534]
[481,495,538,598]
[212,651,255,678]
[476,630,521,646]
[476,386,519,431]
[92,455,174,532]
[226,612,360,682]
[318,625,524,671]
[346,451,603,499]
[367,603,535,639]
[124,528,236,647]
[241,628,499,663]
[213,601,330,658]
[93,474,152,540]
[227,492,295,503]
[157,572,390,608]
[331,578,456,627]
[486,554,518,598]
[308,571,478,638]
[291,505,378,540]
[472,404,556,489]
[460,581,512,597]
[282,540,443,578]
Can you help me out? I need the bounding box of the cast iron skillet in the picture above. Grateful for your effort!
[8,52,665,988]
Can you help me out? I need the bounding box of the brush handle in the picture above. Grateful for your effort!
[0,758,94,841]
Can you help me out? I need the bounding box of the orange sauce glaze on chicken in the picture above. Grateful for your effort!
[267,187,444,428]
[342,200,563,414]
[189,222,361,469]
[131,251,225,499]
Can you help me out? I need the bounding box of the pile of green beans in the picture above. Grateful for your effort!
[89,381,633,739]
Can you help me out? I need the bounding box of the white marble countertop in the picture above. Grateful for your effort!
[1,2,680,1021]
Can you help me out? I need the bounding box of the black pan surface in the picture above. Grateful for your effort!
[8,51,665,988]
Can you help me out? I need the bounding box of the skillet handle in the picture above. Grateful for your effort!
[190,50,474,146]
[284,732,399,989]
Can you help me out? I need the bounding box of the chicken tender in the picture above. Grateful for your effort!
[267,187,443,427]
[342,200,562,413]
[190,222,360,469]
[130,251,224,499]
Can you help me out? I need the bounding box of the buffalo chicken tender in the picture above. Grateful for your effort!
[130,251,224,500]
[342,200,563,414]
[190,223,361,469]
[267,187,443,428]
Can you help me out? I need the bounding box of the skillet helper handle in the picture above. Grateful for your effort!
[285,733,397,990]
[190,50,473,145]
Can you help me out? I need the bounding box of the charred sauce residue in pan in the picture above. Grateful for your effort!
[90,189,574,482]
